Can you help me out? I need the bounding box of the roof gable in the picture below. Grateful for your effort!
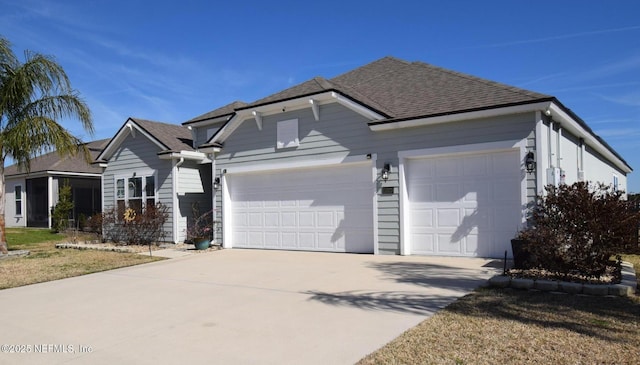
[96,118,193,162]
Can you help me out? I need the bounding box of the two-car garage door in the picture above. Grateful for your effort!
[226,163,374,253]
[405,150,521,257]
[224,149,521,258]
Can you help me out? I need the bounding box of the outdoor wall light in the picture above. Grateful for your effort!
[382,163,390,181]
[213,177,221,190]
[525,151,536,174]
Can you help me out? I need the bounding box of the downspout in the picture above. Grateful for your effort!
[556,125,562,169]
[579,138,586,181]
[547,120,554,167]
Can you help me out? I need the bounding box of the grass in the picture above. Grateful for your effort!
[359,254,640,365]
[0,228,164,290]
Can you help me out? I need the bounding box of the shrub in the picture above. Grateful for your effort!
[51,181,73,233]
[102,202,169,245]
[185,202,213,242]
[518,182,640,278]
[87,212,104,239]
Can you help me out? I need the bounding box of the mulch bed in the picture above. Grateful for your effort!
[508,265,620,285]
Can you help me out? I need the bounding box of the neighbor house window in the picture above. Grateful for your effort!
[276,119,299,149]
[116,174,156,216]
[613,175,619,192]
[14,185,22,216]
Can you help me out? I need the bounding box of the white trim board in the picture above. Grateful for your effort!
[222,154,376,175]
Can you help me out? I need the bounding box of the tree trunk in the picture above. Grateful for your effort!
[0,159,7,254]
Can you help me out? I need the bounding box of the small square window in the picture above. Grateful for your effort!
[277,119,299,149]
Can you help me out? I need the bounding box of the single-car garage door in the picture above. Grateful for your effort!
[406,150,521,257]
[226,162,374,253]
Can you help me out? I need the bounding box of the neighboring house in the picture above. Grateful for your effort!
[5,139,107,228]
[100,56,632,257]
[94,118,212,243]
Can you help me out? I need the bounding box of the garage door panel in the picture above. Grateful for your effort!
[437,234,461,253]
[435,183,461,202]
[298,212,314,227]
[408,150,521,257]
[412,209,433,228]
[229,163,374,253]
[436,209,460,228]
[435,158,460,177]
[463,155,488,176]
[317,211,335,227]
[264,212,279,227]
[492,180,520,201]
[465,235,479,255]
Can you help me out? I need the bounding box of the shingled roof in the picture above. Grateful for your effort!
[131,118,194,152]
[184,101,248,124]
[5,138,110,176]
[238,56,552,121]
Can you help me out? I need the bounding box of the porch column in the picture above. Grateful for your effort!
[47,176,53,229]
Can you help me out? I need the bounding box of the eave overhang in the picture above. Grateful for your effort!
[209,90,385,144]
[369,98,632,174]
[157,150,211,163]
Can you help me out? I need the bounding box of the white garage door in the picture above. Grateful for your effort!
[227,163,374,253]
[406,150,521,257]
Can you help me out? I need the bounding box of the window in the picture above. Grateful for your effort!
[14,185,22,216]
[276,119,299,149]
[613,175,619,192]
[116,173,156,216]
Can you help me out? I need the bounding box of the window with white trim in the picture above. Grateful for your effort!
[115,174,156,215]
[613,174,619,192]
[14,185,22,216]
[276,119,299,149]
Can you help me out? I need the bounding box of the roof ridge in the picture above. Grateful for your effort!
[131,117,184,128]
[330,57,409,88]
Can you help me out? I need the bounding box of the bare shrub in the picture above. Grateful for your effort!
[519,182,640,278]
[101,202,169,245]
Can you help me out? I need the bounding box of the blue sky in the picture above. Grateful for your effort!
[1,0,639,191]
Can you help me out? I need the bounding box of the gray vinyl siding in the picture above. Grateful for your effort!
[102,133,175,242]
[5,178,26,227]
[194,122,225,147]
[217,102,537,254]
[525,129,537,202]
[176,161,212,242]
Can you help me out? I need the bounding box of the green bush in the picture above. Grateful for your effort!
[519,182,640,278]
[51,182,73,233]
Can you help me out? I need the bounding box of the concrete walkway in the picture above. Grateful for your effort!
[0,249,500,365]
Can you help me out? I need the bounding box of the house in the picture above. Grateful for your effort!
[101,56,632,257]
[95,118,212,243]
[5,139,107,228]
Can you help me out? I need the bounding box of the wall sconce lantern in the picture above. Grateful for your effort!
[213,177,221,190]
[525,151,536,174]
[381,163,390,181]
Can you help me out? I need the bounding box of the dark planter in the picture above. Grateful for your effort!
[192,238,211,250]
[511,239,531,269]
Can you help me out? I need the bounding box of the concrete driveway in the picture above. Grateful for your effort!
[0,249,500,365]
